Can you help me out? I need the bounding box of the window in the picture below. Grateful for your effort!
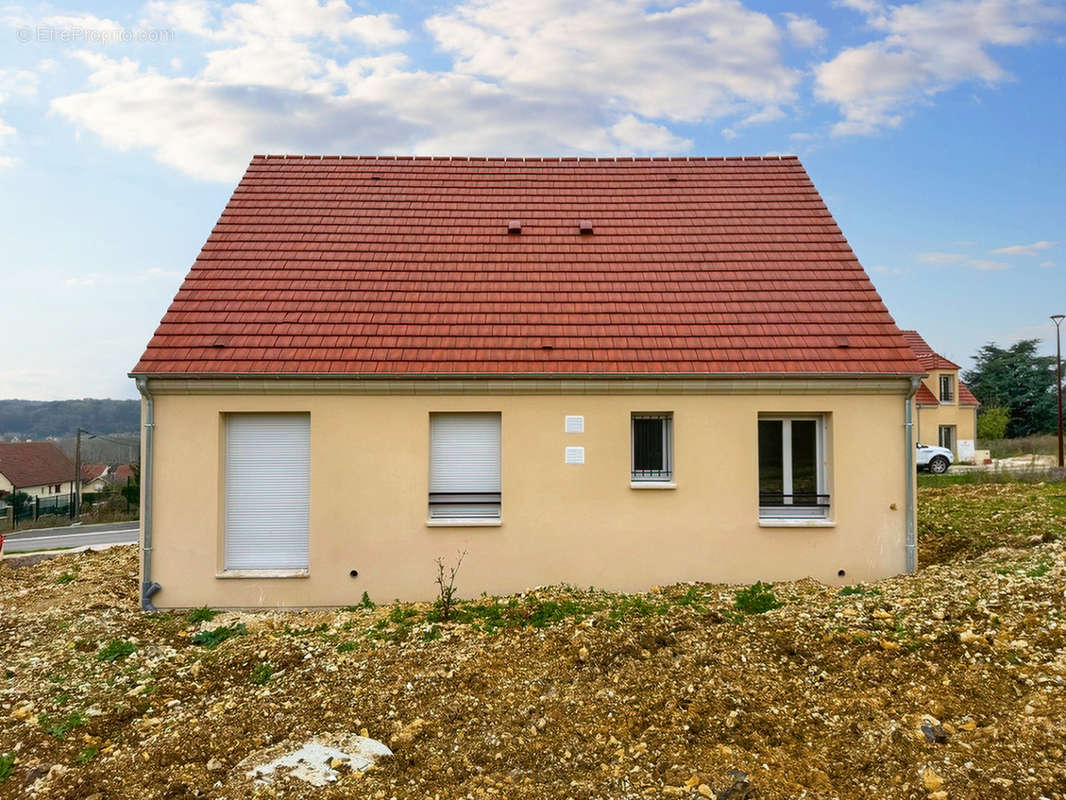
[224,413,310,571]
[429,413,501,520]
[939,374,955,402]
[631,413,672,481]
[758,417,829,518]
[938,425,956,453]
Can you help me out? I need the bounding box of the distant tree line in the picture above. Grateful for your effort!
[0,399,139,440]
[964,339,1057,439]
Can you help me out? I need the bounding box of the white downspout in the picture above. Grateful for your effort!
[135,377,161,611]
[905,377,920,573]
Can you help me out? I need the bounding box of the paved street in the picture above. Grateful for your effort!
[2,521,139,553]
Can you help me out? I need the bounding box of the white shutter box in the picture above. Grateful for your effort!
[225,413,310,570]
[429,413,501,519]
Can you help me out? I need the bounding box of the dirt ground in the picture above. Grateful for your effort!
[2,483,1065,799]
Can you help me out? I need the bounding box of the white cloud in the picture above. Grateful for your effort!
[815,0,1064,135]
[426,0,799,122]
[143,0,407,45]
[51,0,797,181]
[990,240,1056,255]
[783,13,827,48]
[966,258,1009,271]
[917,251,966,264]
[1040,260,1054,268]
[871,264,904,274]
[0,68,37,168]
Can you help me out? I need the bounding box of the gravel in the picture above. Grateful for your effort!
[1,484,1065,799]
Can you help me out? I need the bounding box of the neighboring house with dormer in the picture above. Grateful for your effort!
[902,330,980,462]
[81,463,111,492]
[0,442,76,499]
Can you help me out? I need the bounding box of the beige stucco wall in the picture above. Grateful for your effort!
[140,381,915,609]
[914,369,977,456]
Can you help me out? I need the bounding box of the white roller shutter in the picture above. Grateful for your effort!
[429,413,501,519]
[225,413,310,570]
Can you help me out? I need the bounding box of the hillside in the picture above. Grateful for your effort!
[1,483,1064,799]
[0,399,139,440]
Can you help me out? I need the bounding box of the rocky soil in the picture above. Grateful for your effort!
[1,483,1065,799]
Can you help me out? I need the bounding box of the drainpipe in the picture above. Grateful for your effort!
[904,376,920,573]
[135,377,161,611]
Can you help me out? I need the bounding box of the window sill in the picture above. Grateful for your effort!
[216,569,310,579]
[630,481,677,489]
[426,519,502,527]
[758,518,836,528]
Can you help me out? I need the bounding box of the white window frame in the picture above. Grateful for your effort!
[222,412,311,576]
[630,413,674,484]
[427,412,502,525]
[758,415,829,520]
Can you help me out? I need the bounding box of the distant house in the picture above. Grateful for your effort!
[130,155,925,610]
[111,463,137,486]
[82,463,110,492]
[0,442,76,499]
[902,331,980,462]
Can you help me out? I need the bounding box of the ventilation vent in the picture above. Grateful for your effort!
[579,220,593,234]
[508,220,522,234]
[836,336,851,349]
[211,336,231,349]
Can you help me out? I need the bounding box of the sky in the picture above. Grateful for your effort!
[0,0,1064,400]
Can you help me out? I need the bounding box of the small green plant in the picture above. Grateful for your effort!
[96,639,136,662]
[336,641,358,653]
[360,590,375,609]
[76,746,99,764]
[1026,560,1051,578]
[39,711,86,740]
[191,623,248,649]
[0,752,13,782]
[421,624,442,641]
[54,572,75,585]
[838,585,881,597]
[734,581,783,615]
[185,606,218,624]
[251,661,274,685]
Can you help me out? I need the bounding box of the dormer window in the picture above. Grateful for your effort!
[939,374,955,402]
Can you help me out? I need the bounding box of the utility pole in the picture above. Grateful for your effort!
[1052,315,1065,468]
[73,427,82,519]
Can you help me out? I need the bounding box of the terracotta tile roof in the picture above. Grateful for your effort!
[900,330,960,371]
[112,464,137,483]
[915,383,939,406]
[958,383,980,407]
[0,443,74,490]
[132,156,923,378]
[81,463,109,483]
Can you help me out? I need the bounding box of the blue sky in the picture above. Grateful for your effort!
[1,0,1063,399]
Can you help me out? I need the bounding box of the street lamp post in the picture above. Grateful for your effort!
[1052,315,1065,468]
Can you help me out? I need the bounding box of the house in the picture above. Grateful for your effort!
[901,331,980,462]
[0,442,76,499]
[130,155,924,611]
[82,463,110,492]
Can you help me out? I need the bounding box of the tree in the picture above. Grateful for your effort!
[976,406,1010,441]
[963,340,1056,437]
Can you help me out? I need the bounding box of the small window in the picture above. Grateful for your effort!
[631,413,672,481]
[939,374,955,402]
[758,416,829,519]
[429,413,501,520]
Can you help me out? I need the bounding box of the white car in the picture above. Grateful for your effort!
[916,443,953,474]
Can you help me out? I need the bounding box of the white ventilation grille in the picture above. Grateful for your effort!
[565,446,585,464]
[564,415,584,433]
[225,413,310,570]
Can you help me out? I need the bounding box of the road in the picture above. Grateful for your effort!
[2,521,139,553]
